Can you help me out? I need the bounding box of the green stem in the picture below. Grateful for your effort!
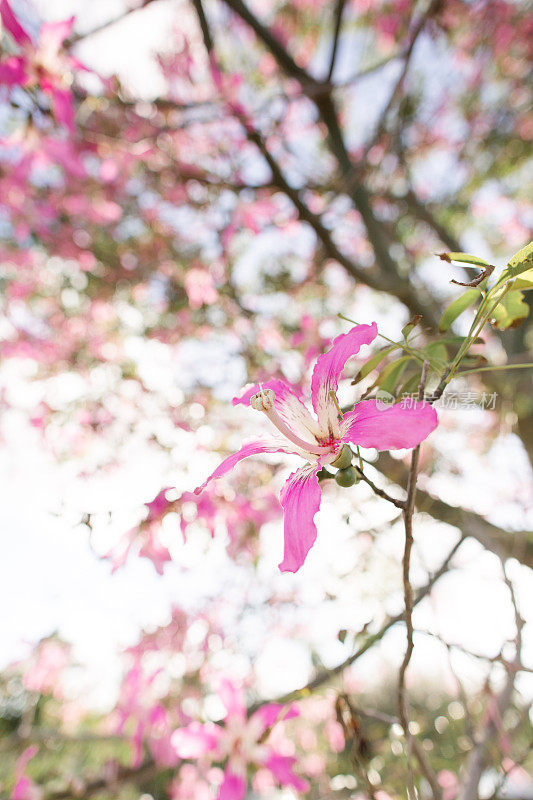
[338,314,427,365]
[436,281,516,390]
[456,363,532,377]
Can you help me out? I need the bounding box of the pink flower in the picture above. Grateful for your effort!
[195,323,437,572]
[11,746,42,800]
[0,1,79,132]
[21,639,70,697]
[172,679,307,800]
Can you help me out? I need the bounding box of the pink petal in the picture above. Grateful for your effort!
[252,703,299,731]
[14,746,38,777]
[218,770,247,800]
[278,464,321,573]
[138,525,172,575]
[342,399,437,450]
[171,721,220,759]
[39,17,75,52]
[12,746,40,800]
[218,678,246,721]
[131,720,144,768]
[311,323,378,435]
[234,379,322,441]
[0,56,27,85]
[42,84,75,133]
[194,440,293,495]
[264,753,310,792]
[0,0,32,45]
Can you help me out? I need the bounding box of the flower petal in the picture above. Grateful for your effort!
[171,721,220,759]
[194,440,293,495]
[218,678,246,721]
[46,84,75,133]
[0,56,27,86]
[264,753,310,792]
[341,399,438,450]
[234,379,322,441]
[311,323,378,436]
[218,770,247,800]
[40,17,75,53]
[278,464,321,573]
[252,703,299,732]
[0,0,32,46]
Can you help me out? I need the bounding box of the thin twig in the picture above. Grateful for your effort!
[397,361,438,800]
[456,564,523,800]
[248,534,464,714]
[354,466,406,509]
[66,0,163,47]
[326,0,346,83]
[365,0,442,154]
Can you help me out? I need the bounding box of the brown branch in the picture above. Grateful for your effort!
[457,664,518,800]
[366,0,442,153]
[354,465,406,510]
[66,0,164,47]
[38,537,462,799]
[248,534,464,713]
[395,188,463,253]
[217,0,441,326]
[374,451,533,569]
[397,362,441,800]
[46,758,158,800]
[326,0,346,83]
[189,0,438,319]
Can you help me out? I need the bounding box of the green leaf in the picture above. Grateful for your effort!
[490,290,529,330]
[438,252,491,268]
[399,371,422,398]
[401,315,422,339]
[439,288,480,332]
[423,342,449,370]
[353,345,397,384]
[513,267,533,291]
[378,356,411,395]
[497,241,533,285]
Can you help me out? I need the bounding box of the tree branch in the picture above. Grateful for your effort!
[374,452,533,569]
[190,0,440,320]
[66,0,164,47]
[397,362,439,799]
[248,535,465,713]
[326,0,346,83]
[217,0,441,326]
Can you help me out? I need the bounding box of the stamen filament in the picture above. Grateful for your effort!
[328,390,344,421]
[249,388,329,455]
[263,407,329,456]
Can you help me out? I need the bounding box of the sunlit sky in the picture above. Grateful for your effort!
[1,0,533,715]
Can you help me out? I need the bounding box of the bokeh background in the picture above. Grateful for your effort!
[0,0,532,797]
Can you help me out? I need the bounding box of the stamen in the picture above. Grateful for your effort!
[250,390,329,456]
[328,389,344,422]
[250,387,275,412]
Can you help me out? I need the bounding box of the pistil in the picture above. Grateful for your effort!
[250,388,329,456]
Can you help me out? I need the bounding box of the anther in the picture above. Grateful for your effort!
[250,388,275,412]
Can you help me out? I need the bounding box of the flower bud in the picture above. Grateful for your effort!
[331,444,352,470]
[335,466,358,487]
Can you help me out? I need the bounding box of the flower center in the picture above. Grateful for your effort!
[250,388,330,456]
